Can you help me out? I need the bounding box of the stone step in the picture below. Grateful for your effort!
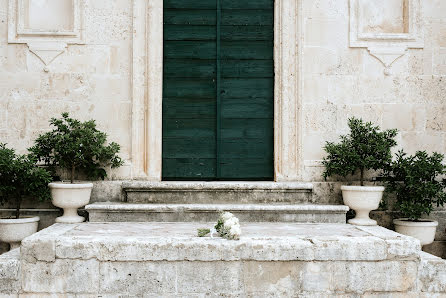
[86,202,348,223]
[12,222,446,296]
[122,181,314,204]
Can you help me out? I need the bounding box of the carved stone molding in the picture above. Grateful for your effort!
[274,0,302,181]
[8,0,85,66]
[349,0,423,75]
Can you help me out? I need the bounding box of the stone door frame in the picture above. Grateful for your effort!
[131,0,302,182]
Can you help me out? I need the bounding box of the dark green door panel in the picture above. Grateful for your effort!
[163,0,274,180]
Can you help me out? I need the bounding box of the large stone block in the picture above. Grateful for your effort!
[302,133,336,161]
[433,48,446,75]
[418,252,446,293]
[303,103,337,133]
[90,181,124,203]
[303,0,348,19]
[330,261,418,293]
[382,104,426,131]
[99,261,176,295]
[357,74,406,103]
[304,18,348,48]
[0,45,27,72]
[176,261,243,294]
[21,224,77,263]
[303,74,330,104]
[242,261,304,295]
[427,104,446,132]
[400,132,444,155]
[21,259,100,294]
[85,10,132,44]
[336,104,383,132]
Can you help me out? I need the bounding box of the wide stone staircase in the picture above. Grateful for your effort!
[86,181,349,223]
[1,181,446,296]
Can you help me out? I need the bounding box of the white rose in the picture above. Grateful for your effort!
[230,225,241,235]
[221,212,234,222]
[229,225,241,239]
[224,217,238,228]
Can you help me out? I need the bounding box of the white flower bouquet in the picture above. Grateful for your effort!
[197,211,241,240]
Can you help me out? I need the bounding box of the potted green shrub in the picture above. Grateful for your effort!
[29,113,123,223]
[385,150,446,246]
[0,144,52,250]
[322,117,398,225]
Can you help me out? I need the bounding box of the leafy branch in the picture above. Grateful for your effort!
[322,118,397,186]
[385,150,446,221]
[29,113,123,183]
[0,144,52,219]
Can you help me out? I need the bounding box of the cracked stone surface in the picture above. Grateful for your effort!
[0,223,444,296]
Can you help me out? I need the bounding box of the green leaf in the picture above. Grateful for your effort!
[29,113,124,183]
[384,150,446,220]
[322,117,398,185]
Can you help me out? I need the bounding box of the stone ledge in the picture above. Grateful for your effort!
[123,181,314,191]
[21,223,419,263]
[86,202,348,213]
[122,181,314,204]
[86,203,349,223]
[11,223,446,296]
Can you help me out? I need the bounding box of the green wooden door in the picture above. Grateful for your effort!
[163,0,274,180]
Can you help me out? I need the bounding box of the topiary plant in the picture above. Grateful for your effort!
[322,117,398,186]
[0,144,52,219]
[29,112,123,183]
[385,150,446,221]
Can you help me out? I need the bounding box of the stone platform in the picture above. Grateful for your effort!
[0,222,444,296]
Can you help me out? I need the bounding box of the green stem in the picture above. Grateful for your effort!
[15,194,21,219]
[71,164,75,184]
[360,168,364,186]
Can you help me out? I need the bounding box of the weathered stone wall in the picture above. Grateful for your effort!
[1,0,445,256]
[2,0,444,183]
[1,222,445,296]
[301,0,446,181]
[0,0,133,179]
[300,1,446,255]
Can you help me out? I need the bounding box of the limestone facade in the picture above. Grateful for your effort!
[1,0,446,251]
[1,0,445,182]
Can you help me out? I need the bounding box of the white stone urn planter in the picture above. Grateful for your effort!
[341,185,384,226]
[393,219,438,246]
[49,182,93,223]
[0,216,39,250]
